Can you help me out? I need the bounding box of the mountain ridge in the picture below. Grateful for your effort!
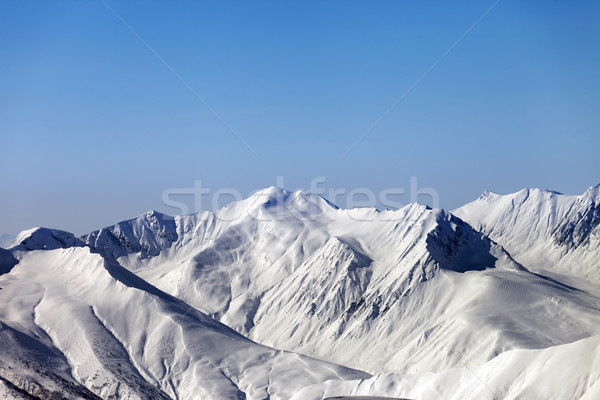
[453,183,600,281]
[44,186,597,374]
[3,185,600,398]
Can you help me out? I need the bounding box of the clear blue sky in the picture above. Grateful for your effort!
[1,0,599,235]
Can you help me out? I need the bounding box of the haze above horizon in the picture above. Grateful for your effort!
[1,0,598,235]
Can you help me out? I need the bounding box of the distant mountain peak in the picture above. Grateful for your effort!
[144,209,167,218]
[584,183,600,199]
[10,227,83,251]
[82,211,178,260]
[251,185,289,197]
[454,185,600,281]
[520,187,563,196]
[480,189,497,196]
[223,187,340,222]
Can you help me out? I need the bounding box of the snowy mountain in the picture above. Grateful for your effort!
[1,185,599,399]
[453,184,600,282]
[81,187,600,375]
[82,211,178,260]
[0,247,366,399]
[9,227,84,252]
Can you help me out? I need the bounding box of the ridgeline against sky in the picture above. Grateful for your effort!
[1,0,598,234]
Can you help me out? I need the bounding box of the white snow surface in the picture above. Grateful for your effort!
[1,186,599,399]
[291,335,600,400]
[0,247,366,399]
[83,187,600,375]
[453,184,600,282]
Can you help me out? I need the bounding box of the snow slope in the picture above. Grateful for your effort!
[291,335,600,400]
[83,187,600,374]
[0,247,367,399]
[453,185,600,281]
[3,185,599,399]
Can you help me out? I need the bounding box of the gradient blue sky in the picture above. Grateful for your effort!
[1,0,599,235]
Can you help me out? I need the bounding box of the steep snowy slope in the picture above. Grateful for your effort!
[84,187,600,374]
[0,247,367,399]
[0,317,102,400]
[453,185,600,282]
[291,335,600,400]
[83,211,177,259]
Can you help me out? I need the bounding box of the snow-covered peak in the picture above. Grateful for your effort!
[251,185,289,198]
[582,183,600,201]
[474,187,573,206]
[221,186,339,222]
[10,227,83,251]
[453,186,600,281]
[454,187,582,233]
[82,211,178,260]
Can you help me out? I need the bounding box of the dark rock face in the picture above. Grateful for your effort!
[554,202,600,250]
[0,248,18,275]
[83,211,178,260]
[11,229,84,252]
[426,212,498,273]
[0,321,102,400]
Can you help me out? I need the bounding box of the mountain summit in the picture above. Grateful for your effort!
[453,184,600,281]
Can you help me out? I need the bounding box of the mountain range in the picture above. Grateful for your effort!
[1,185,599,399]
